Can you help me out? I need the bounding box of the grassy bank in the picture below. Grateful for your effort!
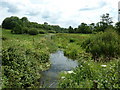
[2,29,57,88]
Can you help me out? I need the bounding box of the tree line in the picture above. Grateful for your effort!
[1,13,120,35]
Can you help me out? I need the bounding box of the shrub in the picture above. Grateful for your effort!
[39,30,46,34]
[48,30,56,33]
[2,46,40,88]
[12,24,23,34]
[82,30,120,61]
[2,45,50,88]
[58,58,119,88]
[28,28,38,35]
[22,27,29,34]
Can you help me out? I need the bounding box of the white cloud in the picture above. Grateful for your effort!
[0,0,119,28]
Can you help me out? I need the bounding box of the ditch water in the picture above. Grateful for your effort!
[40,50,78,88]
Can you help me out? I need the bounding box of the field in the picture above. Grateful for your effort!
[1,28,120,88]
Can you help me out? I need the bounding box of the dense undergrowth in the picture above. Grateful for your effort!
[52,31,120,89]
[2,29,57,88]
[1,28,120,89]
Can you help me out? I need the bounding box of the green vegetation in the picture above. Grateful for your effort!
[1,13,120,89]
[54,31,119,89]
[2,29,57,88]
[28,28,39,35]
[82,30,120,61]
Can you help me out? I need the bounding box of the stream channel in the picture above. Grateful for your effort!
[40,50,78,88]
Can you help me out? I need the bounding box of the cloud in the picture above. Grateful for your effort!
[79,1,106,11]
[0,1,20,13]
[0,0,119,27]
[25,11,40,16]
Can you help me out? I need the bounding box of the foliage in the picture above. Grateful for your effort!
[11,24,23,34]
[76,23,92,34]
[82,30,120,61]
[48,30,56,33]
[22,27,29,34]
[1,13,116,34]
[95,13,113,32]
[115,21,120,34]
[2,29,58,88]
[51,33,119,89]
[58,58,119,88]
[68,26,74,33]
[2,16,66,34]
[28,28,38,35]
[39,30,46,34]
[2,16,22,30]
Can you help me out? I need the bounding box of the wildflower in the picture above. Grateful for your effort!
[61,76,65,79]
[67,71,76,74]
[101,65,107,67]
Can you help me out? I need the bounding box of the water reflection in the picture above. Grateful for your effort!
[40,50,78,88]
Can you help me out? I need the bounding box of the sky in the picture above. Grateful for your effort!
[0,0,119,28]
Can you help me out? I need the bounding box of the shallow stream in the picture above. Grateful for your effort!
[40,50,78,88]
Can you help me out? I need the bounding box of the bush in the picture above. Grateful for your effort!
[58,58,119,88]
[22,27,29,34]
[2,45,50,88]
[2,46,40,88]
[28,28,38,35]
[39,30,46,34]
[12,24,23,34]
[48,30,56,33]
[82,30,120,61]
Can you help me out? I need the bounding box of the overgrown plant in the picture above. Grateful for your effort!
[82,30,120,61]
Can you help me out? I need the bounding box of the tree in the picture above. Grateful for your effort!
[101,13,113,25]
[44,22,48,25]
[68,26,74,33]
[76,23,91,33]
[95,13,113,32]
[21,17,29,23]
[12,24,23,34]
[2,16,22,30]
[115,21,120,34]
[28,28,38,35]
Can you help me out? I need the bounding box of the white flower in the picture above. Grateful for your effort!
[61,76,65,79]
[101,65,107,67]
[67,71,75,74]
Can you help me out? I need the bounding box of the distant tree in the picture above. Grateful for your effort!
[28,28,38,35]
[21,17,29,22]
[22,27,29,34]
[39,30,46,34]
[68,26,74,33]
[115,21,120,34]
[89,23,95,31]
[95,13,113,32]
[74,28,77,33]
[44,22,48,25]
[12,24,23,34]
[77,23,91,33]
[48,30,56,33]
[101,13,113,25]
[2,16,22,30]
